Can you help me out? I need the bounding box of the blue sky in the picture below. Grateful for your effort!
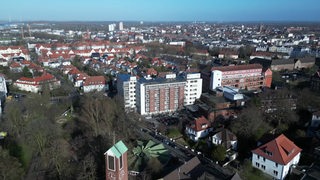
[1,0,320,22]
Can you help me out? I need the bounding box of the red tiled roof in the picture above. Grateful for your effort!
[20,60,31,66]
[10,62,22,68]
[211,64,262,72]
[17,73,57,85]
[252,134,302,165]
[190,116,211,132]
[83,76,105,86]
[146,68,158,76]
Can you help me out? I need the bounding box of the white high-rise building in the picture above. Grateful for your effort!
[0,75,7,95]
[108,24,116,32]
[210,70,222,90]
[184,73,202,105]
[117,74,137,111]
[119,22,123,31]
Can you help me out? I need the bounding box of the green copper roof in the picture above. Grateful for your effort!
[109,140,128,158]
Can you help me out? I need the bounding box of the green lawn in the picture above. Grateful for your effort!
[166,128,182,138]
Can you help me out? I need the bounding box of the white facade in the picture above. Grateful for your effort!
[108,24,116,32]
[136,82,146,115]
[184,73,202,105]
[14,83,40,93]
[252,152,301,180]
[117,75,137,110]
[83,84,105,93]
[185,126,212,142]
[119,22,124,31]
[210,70,222,90]
[0,76,7,95]
[212,134,237,151]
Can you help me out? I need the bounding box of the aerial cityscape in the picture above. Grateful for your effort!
[1,0,320,180]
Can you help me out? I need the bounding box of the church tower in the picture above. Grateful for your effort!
[104,141,128,180]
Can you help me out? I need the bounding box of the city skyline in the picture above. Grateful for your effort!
[1,0,320,22]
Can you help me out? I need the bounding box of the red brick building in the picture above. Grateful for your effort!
[210,64,272,91]
[136,77,186,115]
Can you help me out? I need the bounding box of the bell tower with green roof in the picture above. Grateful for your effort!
[104,140,128,180]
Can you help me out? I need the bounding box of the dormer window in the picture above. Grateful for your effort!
[201,123,208,129]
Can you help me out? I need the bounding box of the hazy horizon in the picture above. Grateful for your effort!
[1,0,320,22]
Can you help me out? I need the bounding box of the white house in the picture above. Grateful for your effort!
[185,116,212,142]
[251,134,302,180]
[82,76,106,93]
[212,128,237,151]
[14,73,61,93]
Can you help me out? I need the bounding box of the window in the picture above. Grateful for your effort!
[255,162,260,167]
[119,155,123,169]
[263,157,266,162]
[257,155,260,159]
[273,170,278,176]
[108,155,115,171]
[261,165,266,170]
[275,163,278,167]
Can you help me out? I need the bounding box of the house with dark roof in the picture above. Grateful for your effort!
[161,157,210,180]
[185,116,213,142]
[212,128,237,151]
[251,134,302,180]
[162,156,238,180]
[271,59,295,71]
[294,57,315,69]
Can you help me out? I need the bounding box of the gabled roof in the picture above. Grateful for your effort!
[162,156,205,180]
[190,116,211,132]
[104,140,128,158]
[213,128,237,149]
[271,59,294,66]
[252,134,302,165]
[83,76,105,86]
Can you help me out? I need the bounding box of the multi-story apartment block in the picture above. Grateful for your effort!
[210,64,272,91]
[117,74,137,111]
[136,74,186,115]
[117,73,203,115]
[184,73,202,106]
